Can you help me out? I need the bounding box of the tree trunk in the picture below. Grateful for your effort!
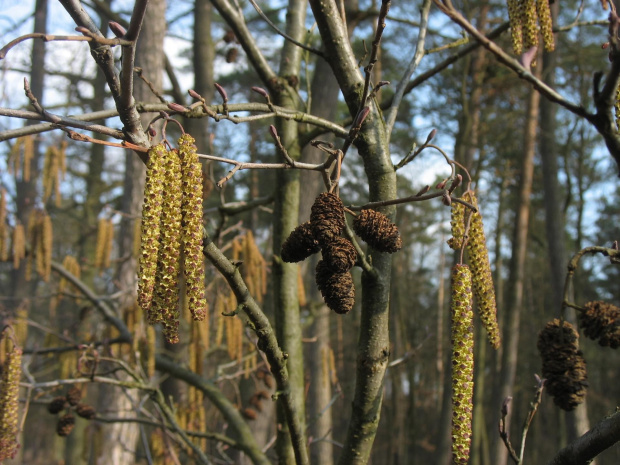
[271,1,308,463]
[492,56,540,465]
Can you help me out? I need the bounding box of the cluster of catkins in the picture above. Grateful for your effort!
[281,192,401,314]
[47,386,96,437]
[448,193,501,349]
[137,134,207,343]
[506,0,554,55]
[537,319,588,411]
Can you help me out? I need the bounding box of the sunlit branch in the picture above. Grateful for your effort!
[0,32,130,59]
[247,0,324,58]
[385,0,431,134]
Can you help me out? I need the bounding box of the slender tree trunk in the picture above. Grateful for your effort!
[492,59,540,465]
[271,1,308,462]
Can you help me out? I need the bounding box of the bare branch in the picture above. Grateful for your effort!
[0,32,130,59]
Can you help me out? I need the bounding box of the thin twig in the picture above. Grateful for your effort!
[0,32,131,59]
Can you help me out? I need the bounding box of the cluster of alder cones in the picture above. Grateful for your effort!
[281,192,402,314]
[537,301,619,411]
[47,386,96,437]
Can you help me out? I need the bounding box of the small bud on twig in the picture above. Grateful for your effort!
[214,83,228,102]
[436,179,447,190]
[109,22,127,38]
[167,103,187,113]
[251,86,269,99]
[448,174,462,194]
[75,26,90,35]
[415,185,431,197]
[442,193,452,206]
[353,106,370,128]
[269,125,279,141]
[188,89,203,101]
[501,397,512,417]
[425,129,437,144]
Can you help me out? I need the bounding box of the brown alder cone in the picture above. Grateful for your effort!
[281,221,320,263]
[579,301,620,348]
[321,236,357,272]
[47,396,67,414]
[75,404,96,420]
[450,264,474,464]
[66,386,82,406]
[56,413,75,437]
[310,192,346,246]
[537,319,588,411]
[315,260,355,314]
[353,209,402,253]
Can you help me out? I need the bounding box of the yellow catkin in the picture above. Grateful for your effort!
[41,213,52,282]
[59,351,76,380]
[322,346,329,390]
[536,0,554,52]
[329,347,338,385]
[13,306,28,347]
[297,267,307,307]
[22,136,33,182]
[42,147,56,204]
[522,0,539,51]
[12,224,25,270]
[507,0,523,55]
[94,218,107,269]
[59,255,80,297]
[447,201,465,250]
[451,264,474,465]
[225,316,235,360]
[146,325,156,378]
[178,134,208,321]
[215,297,225,346]
[465,193,501,349]
[103,219,114,269]
[8,138,23,177]
[197,301,210,351]
[152,148,183,343]
[138,144,166,316]
[236,317,243,363]
[0,338,22,462]
[58,141,67,179]
[25,210,39,281]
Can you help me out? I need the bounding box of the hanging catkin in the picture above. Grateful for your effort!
[152,148,183,344]
[464,193,501,349]
[450,264,474,464]
[0,337,22,461]
[138,144,167,315]
[178,134,208,321]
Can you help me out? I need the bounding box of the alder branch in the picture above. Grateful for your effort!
[202,231,308,465]
[385,0,431,134]
[209,0,278,91]
[57,0,148,148]
[0,108,124,141]
[51,261,132,343]
[0,32,130,59]
[156,356,272,465]
[548,410,620,465]
[247,0,324,58]
[433,0,620,176]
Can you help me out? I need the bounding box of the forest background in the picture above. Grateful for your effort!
[0,0,619,464]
